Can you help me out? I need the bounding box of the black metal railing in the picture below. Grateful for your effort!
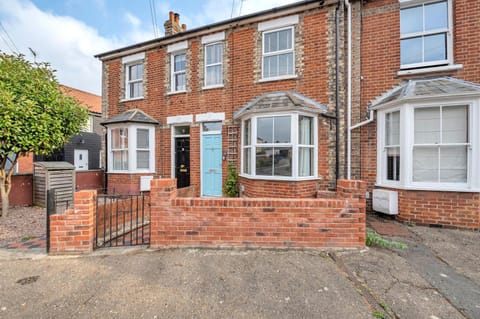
[95,194,150,249]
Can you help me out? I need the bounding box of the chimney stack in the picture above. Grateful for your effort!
[164,11,187,36]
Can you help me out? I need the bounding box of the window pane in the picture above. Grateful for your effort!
[401,37,422,65]
[278,29,292,51]
[274,116,291,143]
[202,122,222,132]
[137,150,149,169]
[256,147,273,175]
[413,147,438,182]
[425,1,448,31]
[442,106,468,143]
[137,129,149,149]
[440,146,467,183]
[257,117,273,144]
[243,148,251,175]
[387,147,400,181]
[174,126,190,136]
[299,147,313,177]
[130,81,143,98]
[175,73,185,91]
[174,54,186,72]
[129,64,142,81]
[299,116,313,145]
[263,55,277,78]
[385,111,400,146]
[206,43,222,65]
[278,53,294,76]
[206,64,222,86]
[244,119,251,146]
[424,33,446,62]
[273,147,292,176]
[112,128,128,149]
[400,6,422,34]
[264,32,278,53]
[415,107,440,144]
[113,150,128,170]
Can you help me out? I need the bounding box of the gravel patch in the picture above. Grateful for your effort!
[0,206,45,247]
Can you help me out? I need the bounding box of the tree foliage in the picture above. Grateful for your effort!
[0,52,88,217]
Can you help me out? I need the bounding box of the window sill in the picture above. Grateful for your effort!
[397,64,463,76]
[239,174,320,182]
[167,90,187,96]
[202,84,224,90]
[120,96,144,102]
[375,182,479,193]
[259,75,298,83]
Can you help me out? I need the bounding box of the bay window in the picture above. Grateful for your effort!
[378,100,479,190]
[108,125,155,173]
[242,113,317,179]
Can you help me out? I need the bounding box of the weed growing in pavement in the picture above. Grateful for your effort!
[372,311,386,319]
[366,229,408,250]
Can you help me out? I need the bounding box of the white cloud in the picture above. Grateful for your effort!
[125,12,141,28]
[0,0,152,95]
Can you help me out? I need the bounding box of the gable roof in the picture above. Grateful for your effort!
[101,109,159,126]
[234,91,328,119]
[60,85,102,113]
[369,76,480,109]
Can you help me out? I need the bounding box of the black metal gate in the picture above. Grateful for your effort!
[95,194,150,249]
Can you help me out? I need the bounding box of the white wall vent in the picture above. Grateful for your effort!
[372,189,398,215]
[140,176,154,192]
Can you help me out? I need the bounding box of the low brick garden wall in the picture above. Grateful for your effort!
[49,179,367,254]
[150,179,366,249]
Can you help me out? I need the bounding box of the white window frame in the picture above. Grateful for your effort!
[240,112,318,181]
[107,124,155,173]
[399,0,453,69]
[377,97,480,191]
[261,26,296,81]
[170,51,187,93]
[204,42,223,88]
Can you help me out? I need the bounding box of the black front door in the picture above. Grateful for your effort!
[175,137,190,188]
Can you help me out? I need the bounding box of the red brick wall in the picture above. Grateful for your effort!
[107,173,156,194]
[354,0,480,226]
[76,170,104,191]
[150,179,366,249]
[1,174,33,207]
[103,7,336,196]
[17,153,34,173]
[374,187,480,230]
[49,190,96,254]
[239,177,319,198]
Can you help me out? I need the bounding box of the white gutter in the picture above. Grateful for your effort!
[345,0,352,179]
[350,109,374,130]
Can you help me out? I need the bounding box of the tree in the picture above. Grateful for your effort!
[0,53,88,218]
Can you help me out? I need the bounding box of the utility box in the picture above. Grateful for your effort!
[372,189,398,215]
[34,162,75,207]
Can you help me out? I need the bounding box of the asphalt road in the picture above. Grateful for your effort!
[0,249,373,319]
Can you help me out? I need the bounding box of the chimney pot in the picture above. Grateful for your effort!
[174,13,180,23]
[182,24,187,31]
[169,11,174,21]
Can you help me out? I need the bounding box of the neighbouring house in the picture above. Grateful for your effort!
[95,0,479,229]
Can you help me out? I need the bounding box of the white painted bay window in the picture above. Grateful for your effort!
[241,113,317,180]
[108,125,155,173]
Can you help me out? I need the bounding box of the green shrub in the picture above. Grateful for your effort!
[224,164,239,197]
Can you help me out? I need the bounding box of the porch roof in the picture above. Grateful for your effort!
[369,76,480,110]
[233,91,328,119]
[101,109,159,126]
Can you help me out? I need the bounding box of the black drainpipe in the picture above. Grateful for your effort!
[334,0,341,187]
[104,132,108,194]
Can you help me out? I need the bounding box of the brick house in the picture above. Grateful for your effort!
[95,0,479,228]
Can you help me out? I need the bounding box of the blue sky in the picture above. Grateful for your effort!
[0,0,302,94]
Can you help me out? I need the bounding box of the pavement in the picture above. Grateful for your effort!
[0,215,478,319]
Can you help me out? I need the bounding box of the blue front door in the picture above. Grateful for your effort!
[202,134,222,196]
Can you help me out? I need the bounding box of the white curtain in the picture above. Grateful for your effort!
[299,116,312,177]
